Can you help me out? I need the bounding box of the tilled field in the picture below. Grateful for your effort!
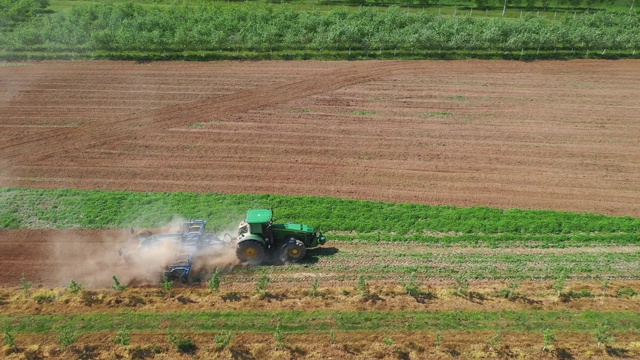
[2,229,639,288]
[1,60,639,216]
[2,60,640,359]
[1,229,640,359]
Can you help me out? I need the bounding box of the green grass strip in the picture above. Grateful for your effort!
[1,188,638,247]
[1,310,638,334]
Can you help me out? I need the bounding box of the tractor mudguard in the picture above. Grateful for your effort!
[236,234,267,265]
[237,234,266,245]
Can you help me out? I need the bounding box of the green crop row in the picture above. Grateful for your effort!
[1,188,639,246]
[329,233,640,247]
[2,310,639,333]
[1,3,638,60]
[320,250,640,280]
[225,244,640,280]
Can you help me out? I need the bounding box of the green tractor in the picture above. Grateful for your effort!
[236,209,326,265]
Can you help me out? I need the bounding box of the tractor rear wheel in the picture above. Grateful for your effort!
[279,239,306,263]
[237,240,266,265]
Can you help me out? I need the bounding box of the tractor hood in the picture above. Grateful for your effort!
[277,223,315,233]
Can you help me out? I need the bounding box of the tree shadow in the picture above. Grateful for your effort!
[230,344,256,360]
[258,292,288,302]
[286,345,308,357]
[554,348,574,360]
[175,295,197,304]
[467,291,488,304]
[445,346,461,357]
[606,346,630,358]
[361,293,385,303]
[80,290,103,307]
[411,291,437,304]
[515,296,543,306]
[221,292,249,302]
[71,345,100,360]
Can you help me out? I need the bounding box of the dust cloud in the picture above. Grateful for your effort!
[48,218,241,288]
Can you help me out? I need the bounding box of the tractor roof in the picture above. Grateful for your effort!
[246,209,272,224]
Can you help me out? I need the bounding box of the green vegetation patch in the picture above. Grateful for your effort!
[0,3,638,61]
[351,110,377,116]
[1,310,639,334]
[1,188,639,247]
[423,112,453,117]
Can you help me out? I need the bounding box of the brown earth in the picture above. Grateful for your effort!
[1,60,639,216]
[1,229,638,308]
[6,331,639,360]
[1,227,639,359]
[2,60,640,359]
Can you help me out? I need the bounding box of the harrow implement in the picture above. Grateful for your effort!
[119,220,231,283]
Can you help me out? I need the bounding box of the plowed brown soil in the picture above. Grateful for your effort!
[1,60,639,216]
[2,61,640,359]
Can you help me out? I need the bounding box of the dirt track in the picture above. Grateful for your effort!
[0,229,130,286]
[1,60,639,216]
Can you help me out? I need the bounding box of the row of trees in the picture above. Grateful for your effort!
[0,0,49,29]
[1,3,638,56]
[337,0,622,11]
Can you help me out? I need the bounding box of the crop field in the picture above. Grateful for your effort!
[1,60,640,359]
[2,4,639,61]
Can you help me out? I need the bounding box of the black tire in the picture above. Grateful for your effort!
[279,239,307,263]
[163,271,178,282]
[237,240,266,265]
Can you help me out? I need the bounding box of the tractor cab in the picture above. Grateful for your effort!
[239,209,274,242]
[235,208,326,265]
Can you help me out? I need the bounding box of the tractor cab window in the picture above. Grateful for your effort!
[238,222,249,237]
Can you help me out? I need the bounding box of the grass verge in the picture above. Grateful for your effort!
[2,310,639,333]
[1,187,638,247]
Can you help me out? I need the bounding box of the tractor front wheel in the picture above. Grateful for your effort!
[237,240,266,266]
[279,239,307,263]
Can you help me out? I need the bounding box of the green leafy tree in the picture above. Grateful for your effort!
[3,327,17,351]
[112,326,131,346]
[67,280,84,294]
[274,324,285,350]
[310,277,320,297]
[542,328,556,351]
[357,275,369,297]
[214,331,232,350]
[0,0,50,29]
[486,332,503,351]
[404,271,420,297]
[434,332,443,347]
[600,278,611,296]
[58,327,78,351]
[162,273,174,295]
[568,0,582,9]
[112,276,127,291]
[20,274,32,298]
[475,0,489,9]
[552,273,568,297]
[256,270,270,296]
[168,330,197,353]
[209,268,221,292]
[453,274,469,298]
[595,323,614,348]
